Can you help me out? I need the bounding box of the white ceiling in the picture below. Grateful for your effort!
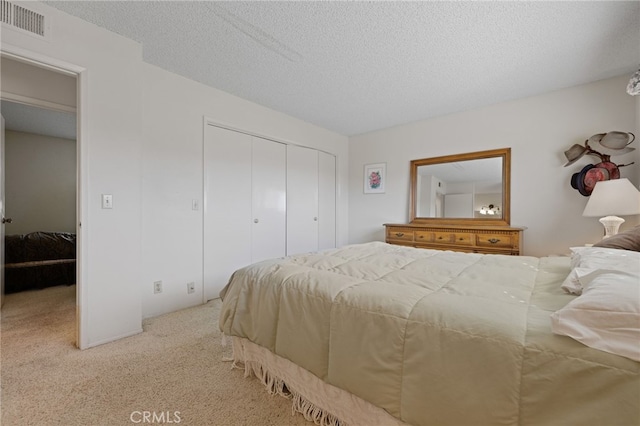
[37,1,640,136]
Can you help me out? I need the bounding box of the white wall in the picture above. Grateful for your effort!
[4,130,76,234]
[141,64,348,319]
[0,56,76,111]
[2,3,144,348]
[349,75,639,257]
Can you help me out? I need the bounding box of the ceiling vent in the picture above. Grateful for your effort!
[1,0,47,38]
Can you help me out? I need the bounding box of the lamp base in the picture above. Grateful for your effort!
[599,215,625,239]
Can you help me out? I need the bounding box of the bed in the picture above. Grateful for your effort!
[4,231,76,293]
[219,235,640,425]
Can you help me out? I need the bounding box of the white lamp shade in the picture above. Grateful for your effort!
[582,178,640,217]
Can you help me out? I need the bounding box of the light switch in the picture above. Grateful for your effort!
[102,194,113,209]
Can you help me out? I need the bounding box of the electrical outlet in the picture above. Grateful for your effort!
[187,282,195,294]
[154,280,162,294]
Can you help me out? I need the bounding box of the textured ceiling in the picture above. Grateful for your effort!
[2,100,77,140]
[43,1,640,136]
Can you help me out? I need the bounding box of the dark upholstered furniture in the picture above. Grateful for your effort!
[5,232,76,293]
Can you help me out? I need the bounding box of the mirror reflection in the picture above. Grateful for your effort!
[410,148,510,225]
[416,157,503,219]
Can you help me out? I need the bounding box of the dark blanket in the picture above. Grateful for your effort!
[5,232,76,293]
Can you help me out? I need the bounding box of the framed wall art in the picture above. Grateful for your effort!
[364,163,386,194]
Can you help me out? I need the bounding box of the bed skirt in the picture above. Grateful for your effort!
[228,336,406,426]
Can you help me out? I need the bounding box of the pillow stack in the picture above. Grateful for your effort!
[551,226,640,362]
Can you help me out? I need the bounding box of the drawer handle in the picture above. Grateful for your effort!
[395,232,404,237]
[458,238,464,241]
[418,235,424,239]
[488,238,500,244]
[438,236,443,240]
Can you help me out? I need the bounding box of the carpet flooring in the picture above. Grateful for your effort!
[1,285,310,426]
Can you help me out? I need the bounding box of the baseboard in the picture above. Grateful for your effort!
[80,327,143,350]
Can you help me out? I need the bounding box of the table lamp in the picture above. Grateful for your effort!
[582,178,640,238]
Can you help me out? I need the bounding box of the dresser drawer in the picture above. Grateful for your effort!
[432,231,453,243]
[430,232,474,245]
[476,233,512,248]
[414,231,433,242]
[387,228,414,242]
[452,233,473,245]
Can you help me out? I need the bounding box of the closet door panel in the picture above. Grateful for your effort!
[204,126,337,300]
[204,125,252,300]
[318,152,336,251]
[251,137,286,263]
[287,145,319,255]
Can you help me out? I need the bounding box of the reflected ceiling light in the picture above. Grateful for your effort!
[479,204,500,215]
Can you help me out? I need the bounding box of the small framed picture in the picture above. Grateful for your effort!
[364,163,386,194]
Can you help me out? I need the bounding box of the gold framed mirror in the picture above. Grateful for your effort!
[410,148,511,226]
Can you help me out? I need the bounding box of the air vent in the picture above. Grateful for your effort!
[1,0,46,38]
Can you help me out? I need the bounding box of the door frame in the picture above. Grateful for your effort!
[1,114,5,308]
[1,44,88,349]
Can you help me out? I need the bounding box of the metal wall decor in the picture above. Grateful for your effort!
[628,68,640,96]
[564,131,635,196]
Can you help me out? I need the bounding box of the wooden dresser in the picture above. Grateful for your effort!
[384,223,525,255]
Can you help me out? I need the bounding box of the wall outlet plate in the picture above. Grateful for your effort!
[187,282,195,294]
[154,280,162,294]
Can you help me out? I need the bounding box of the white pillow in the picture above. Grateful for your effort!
[561,267,596,295]
[551,269,640,362]
[561,247,640,295]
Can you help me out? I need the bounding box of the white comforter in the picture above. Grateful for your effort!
[220,242,639,425]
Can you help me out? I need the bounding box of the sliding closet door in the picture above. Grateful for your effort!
[318,152,336,251]
[204,125,334,298]
[286,147,336,255]
[287,145,319,255]
[251,137,286,263]
[203,126,252,300]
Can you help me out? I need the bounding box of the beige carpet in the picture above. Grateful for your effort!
[1,285,311,426]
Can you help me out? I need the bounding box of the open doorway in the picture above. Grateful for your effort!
[1,55,78,347]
